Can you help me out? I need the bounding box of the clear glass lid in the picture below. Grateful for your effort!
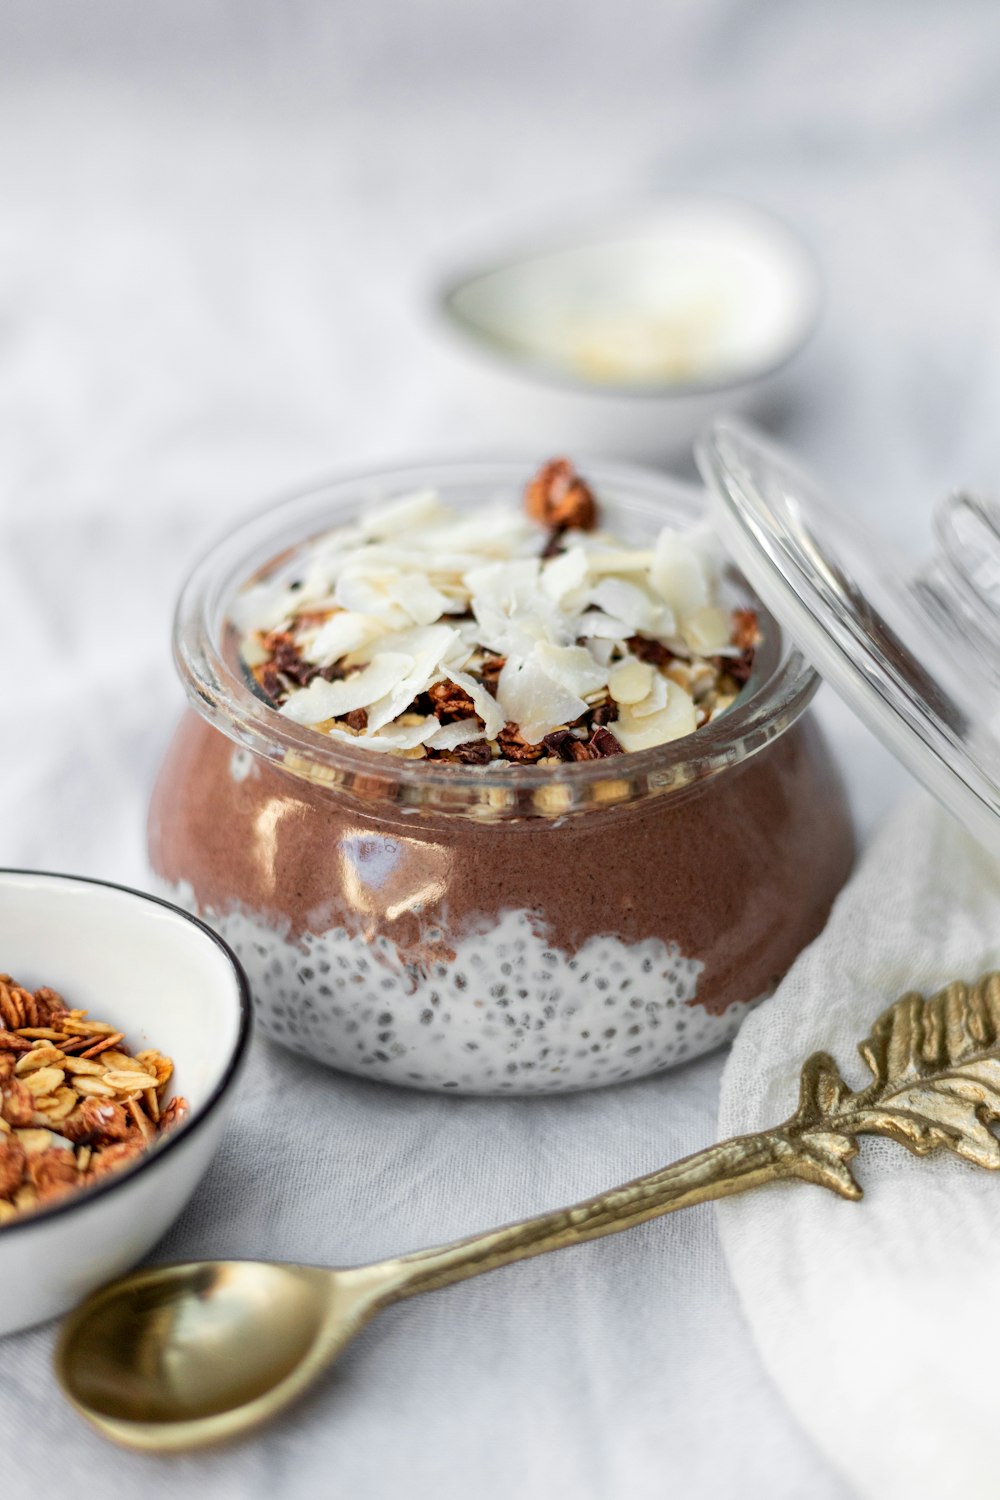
[697,418,1000,860]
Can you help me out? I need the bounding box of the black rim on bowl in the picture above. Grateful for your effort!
[0,869,252,1237]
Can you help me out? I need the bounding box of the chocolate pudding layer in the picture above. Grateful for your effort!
[150,706,853,1092]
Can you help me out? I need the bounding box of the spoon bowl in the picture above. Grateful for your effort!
[56,1260,387,1451]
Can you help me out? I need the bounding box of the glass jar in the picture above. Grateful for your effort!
[149,461,854,1094]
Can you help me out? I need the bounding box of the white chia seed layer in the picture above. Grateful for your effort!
[163,883,759,1093]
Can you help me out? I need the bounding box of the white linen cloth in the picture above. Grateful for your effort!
[718,794,1000,1500]
[3,2,1000,1495]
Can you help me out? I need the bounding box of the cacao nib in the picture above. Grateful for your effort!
[718,651,754,687]
[589,725,624,757]
[568,739,599,761]
[626,634,676,668]
[255,663,284,703]
[453,740,492,765]
[541,729,578,761]
[317,661,346,683]
[273,643,316,686]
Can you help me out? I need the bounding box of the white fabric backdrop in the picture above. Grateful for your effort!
[1,3,999,1495]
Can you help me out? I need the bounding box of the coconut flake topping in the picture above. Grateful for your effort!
[233,458,760,764]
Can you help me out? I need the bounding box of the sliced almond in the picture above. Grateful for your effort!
[611,681,697,751]
[681,605,732,656]
[608,658,654,706]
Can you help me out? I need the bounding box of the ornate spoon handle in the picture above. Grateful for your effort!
[376,972,1000,1304]
[379,1130,816,1301]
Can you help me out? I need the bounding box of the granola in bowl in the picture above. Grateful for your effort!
[233,458,760,765]
[0,975,188,1226]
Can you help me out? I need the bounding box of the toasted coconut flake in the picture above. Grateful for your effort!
[441,668,506,741]
[541,547,589,603]
[497,652,589,745]
[301,611,385,666]
[233,460,759,764]
[425,717,485,751]
[588,577,665,635]
[360,488,449,537]
[281,653,414,725]
[682,605,732,656]
[534,642,608,698]
[365,718,438,751]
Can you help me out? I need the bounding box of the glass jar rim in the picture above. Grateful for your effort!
[173,457,820,820]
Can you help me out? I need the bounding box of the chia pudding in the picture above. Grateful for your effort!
[149,459,854,1093]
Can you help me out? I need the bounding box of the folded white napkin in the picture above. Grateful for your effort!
[717,791,1000,1500]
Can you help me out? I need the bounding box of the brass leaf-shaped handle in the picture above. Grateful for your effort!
[381,973,1000,1301]
[793,972,1000,1181]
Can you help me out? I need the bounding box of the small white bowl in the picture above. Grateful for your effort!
[437,198,821,460]
[0,870,251,1336]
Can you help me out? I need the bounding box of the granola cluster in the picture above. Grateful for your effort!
[233,458,760,765]
[0,975,188,1226]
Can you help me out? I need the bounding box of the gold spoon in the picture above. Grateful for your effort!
[57,972,1000,1452]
